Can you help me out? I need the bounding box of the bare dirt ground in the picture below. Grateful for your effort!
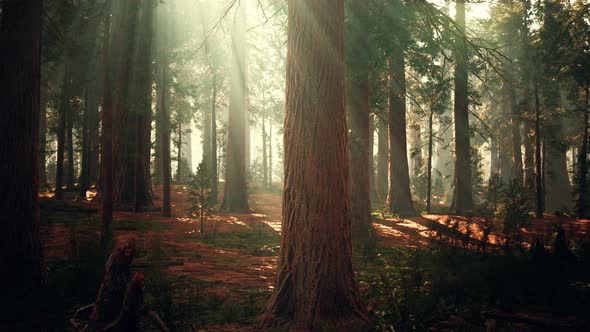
[40,186,590,331]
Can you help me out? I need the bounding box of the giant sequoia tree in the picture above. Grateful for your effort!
[221,4,249,213]
[0,0,47,290]
[259,0,371,329]
[452,0,473,214]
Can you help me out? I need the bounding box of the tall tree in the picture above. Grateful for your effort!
[157,1,172,217]
[221,4,249,212]
[346,0,376,248]
[452,0,473,214]
[101,0,114,233]
[0,0,47,290]
[387,47,416,217]
[258,0,371,329]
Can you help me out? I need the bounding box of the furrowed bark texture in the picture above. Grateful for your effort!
[258,0,371,330]
[452,0,473,214]
[0,0,47,290]
[221,5,249,213]
[387,48,415,217]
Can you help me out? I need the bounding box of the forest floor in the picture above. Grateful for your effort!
[37,185,590,331]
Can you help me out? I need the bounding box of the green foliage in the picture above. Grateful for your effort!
[485,173,503,213]
[500,180,532,236]
[364,234,590,331]
[187,162,215,233]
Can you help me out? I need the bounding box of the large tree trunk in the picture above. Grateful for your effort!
[452,0,473,214]
[258,0,371,329]
[101,0,114,233]
[545,118,573,212]
[376,115,388,202]
[387,48,415,217]
[111,0,153,210]
[157,2,172,217]
[262,116,268,187]
[65,108,75,189]
[347,74,376,248]
[0,0,47,290]
[576,85,590,218]
[221,5,249,212]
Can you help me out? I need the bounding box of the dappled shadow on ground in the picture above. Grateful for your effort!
[39,187,590,330]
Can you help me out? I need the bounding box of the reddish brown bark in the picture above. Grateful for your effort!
[221,6,249,213]
[258,0,370,329]
[101,0,114,233]
[0,0,47,290]
[452,0,473,214]
[387,49,416,217]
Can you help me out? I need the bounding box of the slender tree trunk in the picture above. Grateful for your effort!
[258,0,371,329]
[177,122,182,183]
[262,116,268,187]
[39,89,48,189]
[427,111,434,213]
[55,69,70,200]
[369,114,378,200]
[65,108,75,188]
[387,49,415,217]
[0,0,47,290]
[79,87,90,197]
[101,0,114,233]
[211,74,218,203]
[221,5,249,212]
[269,115,273,184]
[509,85,523,182]
[411,122,423,177]
[377,115,388,202]
[534,82,544,219]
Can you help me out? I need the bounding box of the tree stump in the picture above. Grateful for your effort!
[70,239,170,332]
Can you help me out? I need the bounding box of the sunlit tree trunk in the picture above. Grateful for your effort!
[376,115,388,201]
[0,0,47,290]
[262,116,268,187]
[65,108,75,189]
[157,2,172,217]
[452,0,473,214]
[509,85,523,182]
[221,5,249,212]
[39,89,48,189]
[210,73,218,203]
[427,110,434,213]
[387,48,415,217]
[369,114,378,200]
[258,0,371,329]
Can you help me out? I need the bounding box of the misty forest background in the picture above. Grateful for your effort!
[2,0,590,331]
